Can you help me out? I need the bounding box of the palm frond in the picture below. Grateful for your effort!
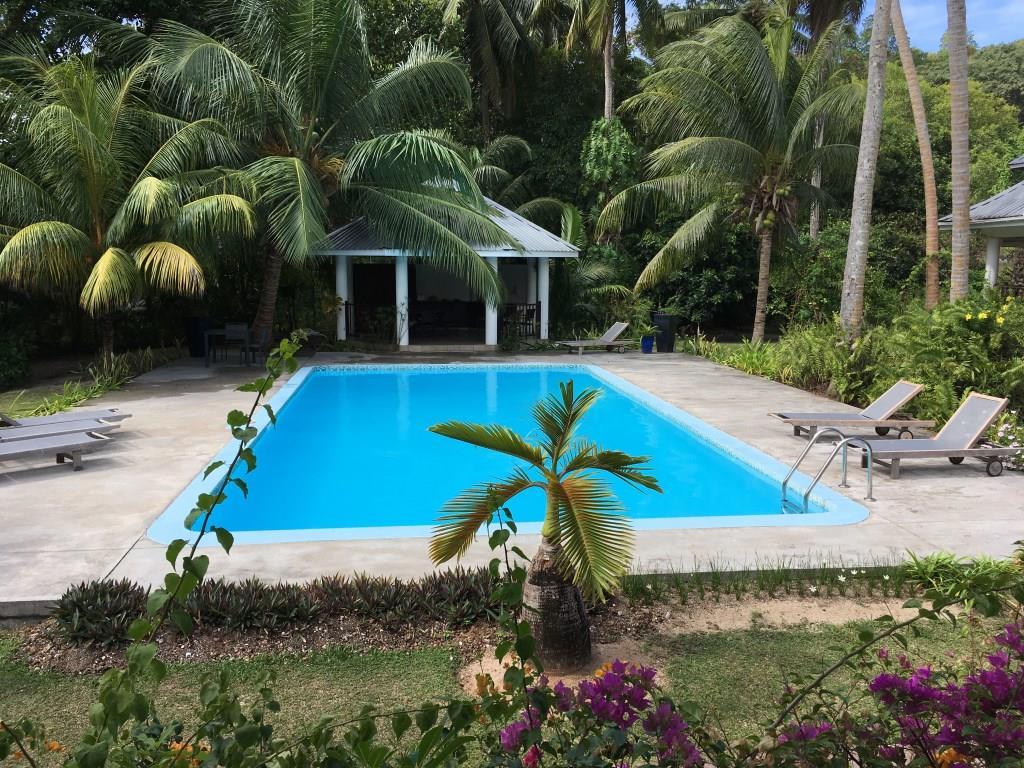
[247,155,329,264]
[171,194,256,246]
[597,174,720,236]
[561,442,662,491]
[133,241,205,296]
[531,381,601,465]
[137,118,243,181]
[481,135,532,167]
[429,421,546,467]
[107,176,181,244]
[635,201,722,291]
[0,221,92,296]
[429,468,542,563]
[0,162,55,227]
[79,247,140,315]
[646,136,763,181]
[553,473,634,601]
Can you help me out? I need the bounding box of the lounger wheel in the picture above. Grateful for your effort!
[898,428,914,439]
[875,427,890,436]
[987,459,1004,477]
[948,456,964,465]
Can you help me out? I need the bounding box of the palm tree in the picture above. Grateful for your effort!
[890,0,940,308]
[838,0,892,338]
[466,135,535,207]
[112,0,508,339]
[947,0,971,301]
[443,0,534,142]
[0,45,254,355]
[565,0,663,119]
[598,12,861,342]
[429,381,660,667]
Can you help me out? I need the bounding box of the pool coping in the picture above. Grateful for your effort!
[146,362,868,546]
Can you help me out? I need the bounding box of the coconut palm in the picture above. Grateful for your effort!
[598,12,861,342]
[0,44,254,354]
[890,0,940,308]
[108,0,508,338]
[839,0,891,337]
[947,0,971,301]
[565,0,663,119]
[467,135,535,207]
[443,0,534,141]
[429,380,660,666]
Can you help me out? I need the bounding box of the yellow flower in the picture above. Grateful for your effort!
[997,316,1006,325]
[979,311,989,320]
[935,747,969,767]
[45,741,64,753]
[475,673,495,697]
[964,313,973,321]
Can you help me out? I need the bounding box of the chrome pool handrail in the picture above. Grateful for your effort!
[801,436,875,513]
[781,427,847,509]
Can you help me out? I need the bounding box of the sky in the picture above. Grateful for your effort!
[864,0,1024,51]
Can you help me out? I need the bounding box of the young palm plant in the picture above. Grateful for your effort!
[0,45,254,354]
[103,0,509,337]
[429,380,660,667]
[598,11,861,342]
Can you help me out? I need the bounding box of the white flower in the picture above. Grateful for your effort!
[883,574,890,581]
[809,585,818,593]
[838,575,847,583]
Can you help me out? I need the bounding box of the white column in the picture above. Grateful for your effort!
[537,256,550,340]
[334,256,349,341]
[986,237,1001,287]
[485,256,499,346]
[395,254,410,346]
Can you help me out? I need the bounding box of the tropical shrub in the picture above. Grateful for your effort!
[53,568,497,643]
[0,331,29,388]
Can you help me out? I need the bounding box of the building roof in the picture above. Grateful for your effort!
[315,197,579,259]
[1010,155,1024,171]
[938,179,1024,243]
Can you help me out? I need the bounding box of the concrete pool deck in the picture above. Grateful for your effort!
[2,351,1021,613]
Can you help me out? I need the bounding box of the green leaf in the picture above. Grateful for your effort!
[415,703,438,732]
[226,409,248,427]
[128,618,153,641]
[165,539,188,566]
[263,403,277,424]
[239,447,257,472]
[184,507,203,529]
[488,529,510,549]
[234,722,261,747]
[170,608,194,636]
[183,554,210,579]
[147,589,170,616]
[391,711,412,740]
[203,460,225,478]
[214,527,234,554]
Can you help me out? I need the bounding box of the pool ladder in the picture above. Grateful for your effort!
[781,428,875,513]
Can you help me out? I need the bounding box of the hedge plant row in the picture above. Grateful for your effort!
[53,567,496,646]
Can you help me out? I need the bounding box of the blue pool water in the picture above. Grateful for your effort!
[149,364,866,543]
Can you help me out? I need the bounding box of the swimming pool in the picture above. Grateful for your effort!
[148,364,867,544]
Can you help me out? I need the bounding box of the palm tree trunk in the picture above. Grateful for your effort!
[947,0,971,301]
[891,0,940,308]
[252,245,284,339]
[840,0,892,339]
[479,90,492,144]
[751,227,773,343]
[602,26,615,120]
[100,315,115,361]
[523,535,592,668]
[809,121,824,240]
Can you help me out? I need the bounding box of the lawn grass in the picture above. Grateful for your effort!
[658,618,992,737]
[1,617,993,756]
[0,384,66,418]
[0,631,460,754]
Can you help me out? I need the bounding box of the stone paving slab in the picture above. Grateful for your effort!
[2,351,1021,611]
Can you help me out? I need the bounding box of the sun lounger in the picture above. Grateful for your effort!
[0,408,129,427]
[557,322,633,355]
[856,393,1019,478]
[0,431,115,471]
[770,380,934,438]
[0,418,122,442]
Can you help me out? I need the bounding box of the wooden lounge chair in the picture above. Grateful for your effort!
[0,431,115,471]
[557,322,633,355]
[0,408,129,427]
[856,393,1019,478]
[0,418,122,442]
[770,380,934,438]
